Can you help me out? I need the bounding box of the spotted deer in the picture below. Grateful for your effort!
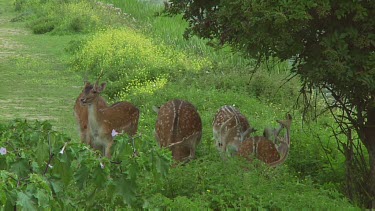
[154,99,202,162]
[238,114,292,167]
[74,82,107,147]
[212,105,256,156]
[80,81,140,158]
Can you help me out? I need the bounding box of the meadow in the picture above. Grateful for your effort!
[0,0,358,209]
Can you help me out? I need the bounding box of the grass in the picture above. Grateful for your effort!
[0,1,83,139]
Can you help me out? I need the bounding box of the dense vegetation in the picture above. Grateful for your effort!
[0,0,362,209]
[164,0,375,207]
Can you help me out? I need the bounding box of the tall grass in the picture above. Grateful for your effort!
[104,0,258,69]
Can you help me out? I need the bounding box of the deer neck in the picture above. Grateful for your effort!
[87,99,103,132]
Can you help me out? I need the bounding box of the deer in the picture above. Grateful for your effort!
[79,79,140,158]
[237,114,292,167]
[153,99,202,162]
[74,82,107,147]
[212,105,256,156]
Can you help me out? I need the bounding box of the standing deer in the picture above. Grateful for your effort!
[80,81,140,158]
[154,99,202,162]
[212,105,256,156]
[238,114,292,167]
[74,82,107,147]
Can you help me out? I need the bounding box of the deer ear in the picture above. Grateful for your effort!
[152,106,160,113]
[240,127,253,142]
[99,83,107,92]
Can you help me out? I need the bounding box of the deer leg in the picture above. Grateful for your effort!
[103,135,113,158]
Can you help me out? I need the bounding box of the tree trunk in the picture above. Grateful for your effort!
[344,139,355,202]
[363,106,375,208]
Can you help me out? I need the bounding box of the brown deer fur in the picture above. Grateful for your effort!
[80,82,139,158]
[212,105,256,155]
[238,114,292,167]
[74,82,107,147]
[154,99,202,162]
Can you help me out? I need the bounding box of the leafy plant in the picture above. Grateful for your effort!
[0,119,171,209]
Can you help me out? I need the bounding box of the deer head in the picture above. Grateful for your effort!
[238,114,292,167]
[212,106,256,156]
[154,99,202,162]
[79,78,139,158]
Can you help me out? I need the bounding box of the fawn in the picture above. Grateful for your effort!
[80,81,139,158]
[238,114,292,167]
[154,99,202,162]
[212,105,256,156]
[74,82,107,147]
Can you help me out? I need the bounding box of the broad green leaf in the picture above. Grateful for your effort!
[114,177,136,206]
[49,180,63,195]
[93,166,108,189]
[35,142,49,168]
[52,161,72,186]
[74,165,90,189]
[35,189,51,208]
[16,192,37,211]
[10,159,29,178]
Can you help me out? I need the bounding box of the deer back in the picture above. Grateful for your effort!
[95,101,140,136]
[155,99,202,161]
[238,136,280,163]
[74,83,107,145]
[212,105,254,154]
[238,114,292,167]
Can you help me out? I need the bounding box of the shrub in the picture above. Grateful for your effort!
[71,28,212,99]
[0,119,171,209]
[143,156,356,209]
[13,0,132,35]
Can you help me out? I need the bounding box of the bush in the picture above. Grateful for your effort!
[13,0,132,35]
[141,155,356,209]
[71,28,212,99]
[0,119,171,209]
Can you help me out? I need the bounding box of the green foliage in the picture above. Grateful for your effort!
[71,28,212,98]
[0,119,171,209]
[164,0,375,206]
[164,0,374,100]
[142,156,356,210]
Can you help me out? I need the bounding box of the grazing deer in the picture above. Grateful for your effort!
[74,82,107,147]
[154,99,202,162]
[80,81,140,158]
[212,105,256,156]
[238,114,292,167]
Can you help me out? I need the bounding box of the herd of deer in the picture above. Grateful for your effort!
[74,79,293,167]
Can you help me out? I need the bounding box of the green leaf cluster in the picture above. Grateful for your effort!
[0,119,171,209]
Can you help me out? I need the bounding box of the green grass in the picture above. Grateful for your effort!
[0,2,83,139]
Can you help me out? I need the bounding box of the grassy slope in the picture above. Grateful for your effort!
[0,0,356,208]
[0,0,82,139]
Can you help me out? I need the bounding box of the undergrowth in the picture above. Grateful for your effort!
[0,120,355,209]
